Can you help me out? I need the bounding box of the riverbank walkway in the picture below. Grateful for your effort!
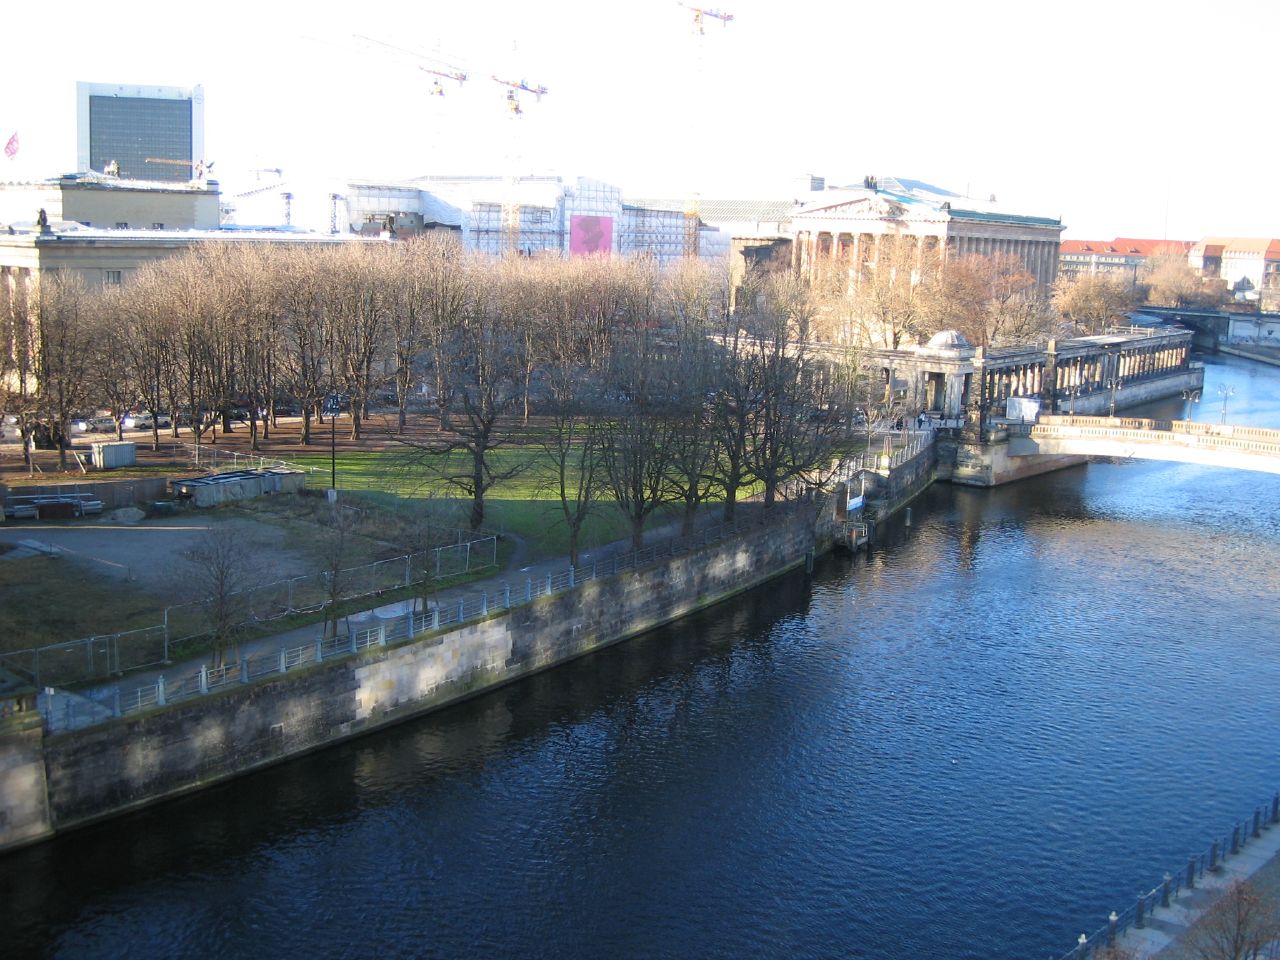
[1064,803,1280,959]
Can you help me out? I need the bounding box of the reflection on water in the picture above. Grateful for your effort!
[2,356,1279,960]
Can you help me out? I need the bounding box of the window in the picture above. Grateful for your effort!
[115,221,129,229]
[152,222,164,229]
[104,270,122,286]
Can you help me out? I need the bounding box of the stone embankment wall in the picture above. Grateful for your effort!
[3,516,815,850]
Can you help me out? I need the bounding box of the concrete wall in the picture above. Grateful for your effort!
[7,516,815,850]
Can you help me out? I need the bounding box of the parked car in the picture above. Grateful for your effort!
[123,412,172,430]
[73,415,116,433]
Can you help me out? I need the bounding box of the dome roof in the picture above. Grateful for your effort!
[925,329,971,350]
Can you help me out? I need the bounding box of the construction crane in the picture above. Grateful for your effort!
[145,157,214,179]
[678,3,734,34]
[491,76,548,115]
[353,33,469,99]
[421,66,468,96]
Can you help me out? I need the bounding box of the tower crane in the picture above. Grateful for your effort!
[491,76,548,115]
[144,157,215,179]
[677,3,734,34]
[421,66,468,96]
[352,34,470,98]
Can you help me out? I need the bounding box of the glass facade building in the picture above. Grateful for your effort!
[76,83,204,182]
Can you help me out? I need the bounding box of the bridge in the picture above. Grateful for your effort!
[1008,415,1280,474]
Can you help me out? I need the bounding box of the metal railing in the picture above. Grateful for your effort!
[1058,793,1280,960]
[44,503,813,730]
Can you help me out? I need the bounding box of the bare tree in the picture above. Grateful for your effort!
[1053,272,1137,336]
[1143,245,1228,309]
[742,274,841,507]
[540,360,606,566]
[930,253,1051,347]
[183,524,255,669]
[1181,880,1280,960]
[402,266,527,530]
[318,503,358,642]
[33,273,96,471]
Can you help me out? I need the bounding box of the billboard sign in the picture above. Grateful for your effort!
[569,215,613,256]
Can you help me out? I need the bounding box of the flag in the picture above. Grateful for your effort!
[3,132,16,159]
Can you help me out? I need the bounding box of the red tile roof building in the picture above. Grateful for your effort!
[1058,238,1193,287]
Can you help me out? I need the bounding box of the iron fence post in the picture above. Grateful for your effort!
[199,665,208,695]
[546,572,553,595]
[1108,911,1118,946]
[504,584,511,608]
[1161,873,1171,908]
[279,649,287,674]
[157,675,166,706]
[1186,857,1196,890]
[1135,893,1145,929]
[457,598,465,622]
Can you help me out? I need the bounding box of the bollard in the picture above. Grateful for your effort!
[1161,873,1171,908]
[1107,910,1118,946]
[1254,808,1262,838]
[1209,840,1219,872]
[1232,825,1240,855]
[1187,856,1196,890]
[1077,933,1088,958]
[1135,893,1145,929]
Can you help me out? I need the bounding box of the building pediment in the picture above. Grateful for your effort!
[795,195,912,221]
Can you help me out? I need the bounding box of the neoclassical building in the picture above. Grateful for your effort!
[788,176,1063,293]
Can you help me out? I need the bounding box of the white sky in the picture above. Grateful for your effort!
[3,0,1277,240]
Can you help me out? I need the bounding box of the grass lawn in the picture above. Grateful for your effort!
[0,555,162,654]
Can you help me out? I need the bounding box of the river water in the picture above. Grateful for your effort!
[4,355,1280,960]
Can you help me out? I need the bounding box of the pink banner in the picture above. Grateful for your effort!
[569,215,612,256]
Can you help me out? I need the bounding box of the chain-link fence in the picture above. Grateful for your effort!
[2,534,498,689]
[42,502,816,732]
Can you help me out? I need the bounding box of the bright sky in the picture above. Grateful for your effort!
[3,0,1277,241]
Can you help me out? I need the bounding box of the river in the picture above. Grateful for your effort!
[3,354,1279,960]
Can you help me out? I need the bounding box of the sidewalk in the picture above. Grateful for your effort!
[40,502,772,730]
[1071,807,1280,959]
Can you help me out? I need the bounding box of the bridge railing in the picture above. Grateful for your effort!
[1038,415,1280,445]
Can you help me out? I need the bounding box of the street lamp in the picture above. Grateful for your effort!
[1068,384,1084,416]
[1107,377,1122,417]
[1217,385,1235,424]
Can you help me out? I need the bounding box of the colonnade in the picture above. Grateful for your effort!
[792,228,1061,292]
